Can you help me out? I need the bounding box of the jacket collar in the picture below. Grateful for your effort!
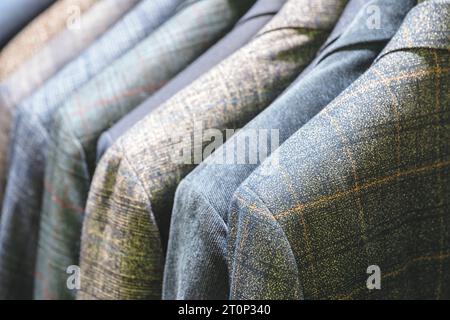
[318,0,417,64]
[236,0,287,26]
[375,0,450,63]
[257,0,348,35]
[319,0,370,52]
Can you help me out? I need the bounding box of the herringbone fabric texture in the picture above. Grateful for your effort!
[36,0,254,300]
[0,0,184,300]
[0,0,137,214]
[164,0,417,300]
[79,0,348,300]
[228,0,450,300]
[0,0,96,82]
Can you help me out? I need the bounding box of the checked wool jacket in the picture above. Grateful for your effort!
[228,0,450,300]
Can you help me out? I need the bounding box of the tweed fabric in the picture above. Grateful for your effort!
[36,0,255,301]
[0,0,97,82]
[0,0,138,215]
[228,0,450,300]
[164,0,417,300]
[0,0,184,301]
[79,0,348,300]
[97,0,287,159]
[0,0,56,49]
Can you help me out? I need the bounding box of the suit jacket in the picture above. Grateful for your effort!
[0,0,55,49]
[164,0,417,300]
[0,0,184,300]
[96,0,287,160]
[35,0,255,300]
[228,0,450,300]
[79,0,348,300]
[0,0,137,215]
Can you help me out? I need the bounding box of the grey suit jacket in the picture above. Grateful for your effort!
[96,0,287,160]
[228,0,450,299]
[164,0,417,300]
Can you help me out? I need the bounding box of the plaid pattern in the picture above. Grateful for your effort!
[36,0,254,300]
[0,0,137,216]
[228,0,450,300]
[79,0,348,300]
[164,0,417,300]
[0,0,96,82]
[0,0,184,300]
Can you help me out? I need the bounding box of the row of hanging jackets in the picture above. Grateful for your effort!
[0,0,449,300]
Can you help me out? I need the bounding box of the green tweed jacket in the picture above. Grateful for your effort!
[78,0,348,300]
[228,0,450,300]
[34,0,256,300]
